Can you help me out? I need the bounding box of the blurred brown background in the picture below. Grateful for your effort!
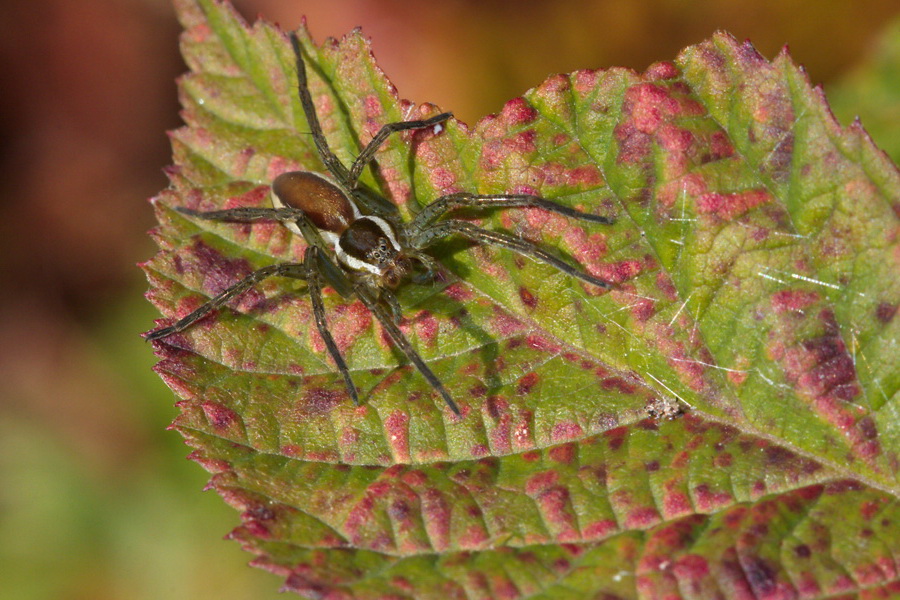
[0,1,896,598]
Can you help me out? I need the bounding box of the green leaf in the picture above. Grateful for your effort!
[145,0,900,597]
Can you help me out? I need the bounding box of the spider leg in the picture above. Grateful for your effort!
[347,112,451,187]
[289,33,352,184]
[411,219,612,289]
[145,262,307,341]
[355,284,461,416]
[408,192,614,234]
[177,203,356,298]
[408,250,439,284]
[305,246,360,405]
[176,206,310,222]
[378,288,404,323]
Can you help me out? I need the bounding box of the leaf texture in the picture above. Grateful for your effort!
[144,0,900,597]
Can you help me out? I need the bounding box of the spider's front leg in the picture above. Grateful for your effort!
[347,111,451,187]
[288,32,451,191]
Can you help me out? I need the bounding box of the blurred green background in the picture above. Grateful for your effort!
[0,1,897,598]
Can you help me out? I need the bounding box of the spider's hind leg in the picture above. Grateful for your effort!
[407,192,615,235]
[305,246,360,405]
[355,284,461,416]
[410,219,612,290]
[175,206,311,223]
[145,262,307,341]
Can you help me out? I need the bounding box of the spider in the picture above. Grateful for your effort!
[147,32,614,416]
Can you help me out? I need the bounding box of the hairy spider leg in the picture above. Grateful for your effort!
[289,33,451,191]
[410,219,612,289]
[145,262,307,341]
[290,33,351,184]
[354,284,461,416]
[305,246,360,404]
[174,204,355,299]
[175,205,309,222]
[409,192,615,233]
[376,287,404,323]
[347,111,451,186]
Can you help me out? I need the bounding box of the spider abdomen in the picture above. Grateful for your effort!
[272,171,355,234]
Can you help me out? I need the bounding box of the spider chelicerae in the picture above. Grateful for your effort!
[147,32,614,416]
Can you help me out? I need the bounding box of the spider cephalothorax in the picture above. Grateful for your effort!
[147,32,615,416]
[271,170,413,289]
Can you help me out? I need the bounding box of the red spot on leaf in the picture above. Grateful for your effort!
[420,488,451,550]
[583,519,617,539]
[658,123,695,153]
[625,507,660,529]
[340,427,359,447]
[202,402,238,430]
[876,302,897,323]
[549,443,576,464]
[771,289,820,313]
[301,388,344,416]
[568,165,603,186]
[501,97,538,126]
[696,189,772,220]
[628,83,681,133]
[459,523,490,548]
[363,94,383,118]
[605,426,628,451]
[600,377,636,394]
[411,310,439,347]
[614,121,652,164]
[516,372,540,396]
[281,444,302,457]
[662,491,692,516]
[526,471,557,494]
[551,421,583,443]
[600,258,644,285]
[505,129,537,154]
[442,282,473,301]
[674,554,710,580]
[526,334,562,354]
[429,166,456,190]
[470,444,489,458]
[518,286,538,309]
[538,486,579,541]
[645,61,680,80]
[630,296,657,322]
[521,450,541,462]
[714,452,734,468]
[693,484,734,511]
[384,411,410,463]
[310,301,371,354]
[709,131,735,160]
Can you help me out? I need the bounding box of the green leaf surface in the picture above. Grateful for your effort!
[145,0,900,597]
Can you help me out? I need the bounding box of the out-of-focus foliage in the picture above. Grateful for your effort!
[830,16,900,164]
